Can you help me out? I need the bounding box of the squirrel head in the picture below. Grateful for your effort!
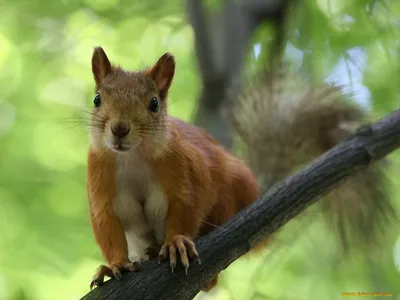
[89,47,175,154]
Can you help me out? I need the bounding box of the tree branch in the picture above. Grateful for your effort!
[188,0,288,148]
[81,109,400,300]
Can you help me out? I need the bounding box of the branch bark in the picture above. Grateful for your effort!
[81,109,400,300]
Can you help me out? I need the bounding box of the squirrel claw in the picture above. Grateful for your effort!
[89,265,111,290]
[112,268,123,281]
[89,262,139,289]
[90,279,101,290]
[159,235,200,274]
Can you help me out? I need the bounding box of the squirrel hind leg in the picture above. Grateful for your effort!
[202,276,219,292]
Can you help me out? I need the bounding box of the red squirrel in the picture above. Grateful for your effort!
[87,47,260,291]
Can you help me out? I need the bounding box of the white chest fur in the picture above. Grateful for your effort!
[113,153,169,262]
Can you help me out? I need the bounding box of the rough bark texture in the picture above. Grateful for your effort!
[81,109,400,300]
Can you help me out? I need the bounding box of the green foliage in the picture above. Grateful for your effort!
[0,0,399,299]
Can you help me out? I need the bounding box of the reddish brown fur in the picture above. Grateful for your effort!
[87,149,130,265]
[87,47,262,291]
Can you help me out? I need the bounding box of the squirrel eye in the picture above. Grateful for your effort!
[93,94,101,107]
[148,97,159,113]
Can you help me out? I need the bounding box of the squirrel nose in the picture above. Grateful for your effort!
[111,122,130,138]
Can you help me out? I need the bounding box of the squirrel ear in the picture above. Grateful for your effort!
[149,53,175,98]
[92,47,112,87]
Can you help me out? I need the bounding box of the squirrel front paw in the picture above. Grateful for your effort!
[89,262,139,290]
[158,235,201,274]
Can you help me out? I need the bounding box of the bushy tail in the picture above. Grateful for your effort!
[230,66,397,250]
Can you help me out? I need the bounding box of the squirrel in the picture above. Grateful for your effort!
[86,46,396,293]
[87,47,260,291]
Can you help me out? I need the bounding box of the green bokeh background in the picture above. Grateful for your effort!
[0,0,399,299]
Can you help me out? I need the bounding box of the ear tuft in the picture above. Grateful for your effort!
[92,47,112,87]
[149,53,175,98]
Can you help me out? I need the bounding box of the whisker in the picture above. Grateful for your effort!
[56,119,105,129]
